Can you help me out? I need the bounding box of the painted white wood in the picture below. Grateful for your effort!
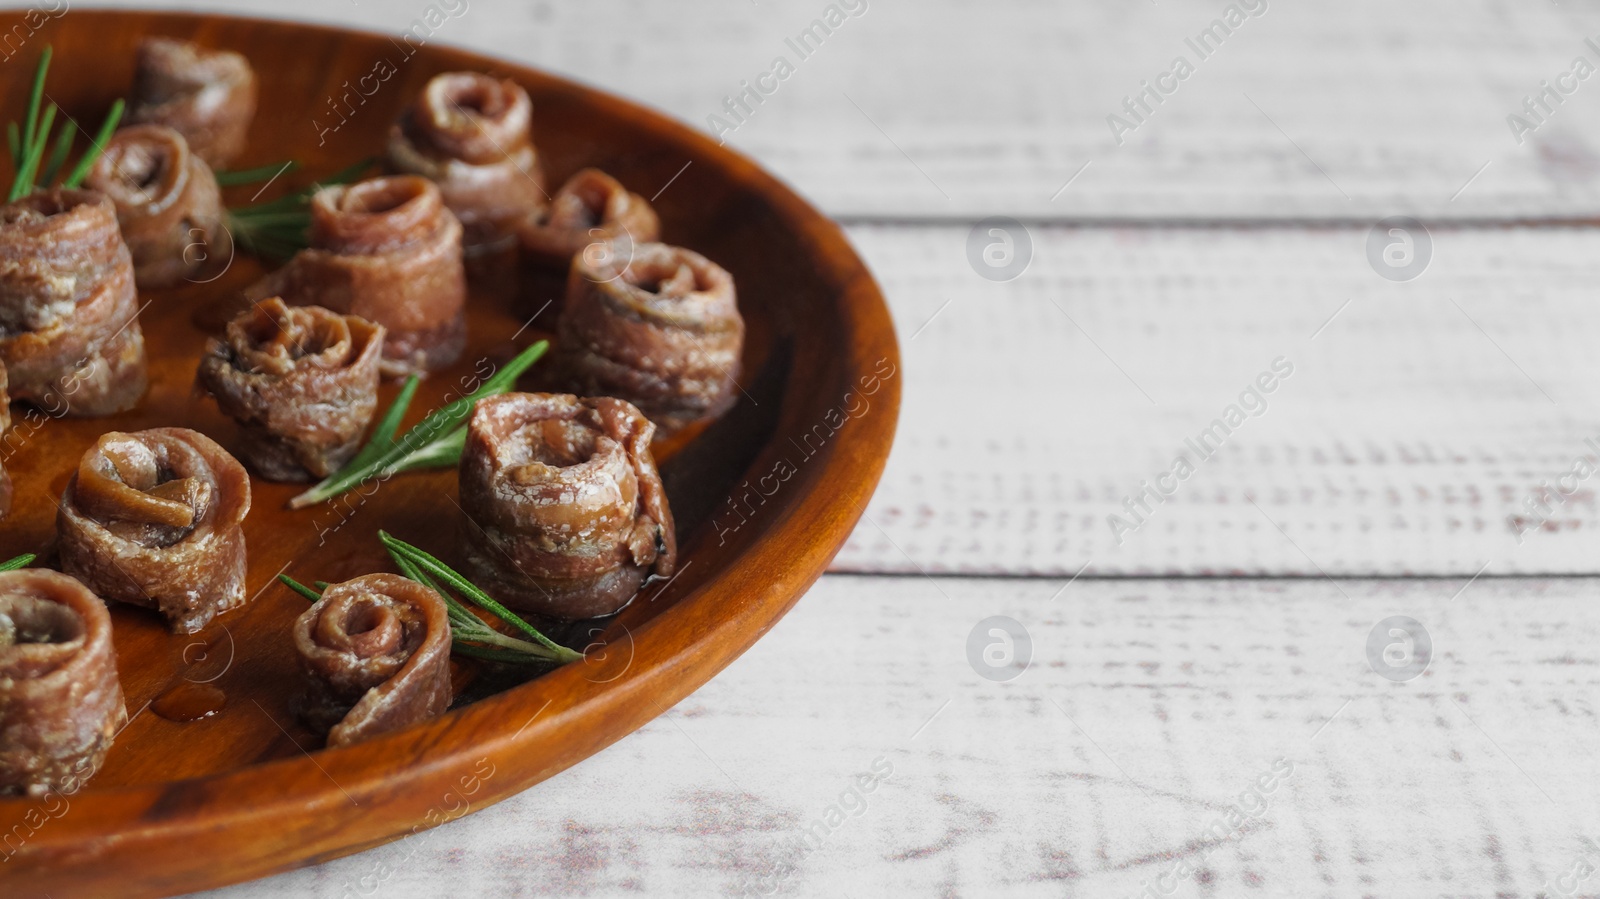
[833,222,1600,577]
[35,4,1594,572]
[80,0,1600,220]
[34,7,1600,896]
[193,574,1600,898]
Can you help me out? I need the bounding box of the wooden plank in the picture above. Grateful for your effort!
[101,0,1600,219]
[40,5,1600,576]
[194,574,1600,898]
[832,222,1600,577]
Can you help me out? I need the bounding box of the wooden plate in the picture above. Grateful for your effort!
[0,10,898,897]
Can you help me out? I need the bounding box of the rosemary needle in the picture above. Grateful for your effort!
[213,160,300,187]
[278,573,322,603]
[58,98,122,189]
[17,45,48,174]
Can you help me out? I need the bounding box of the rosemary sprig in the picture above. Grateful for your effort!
[287,340,549,509]
[5,46,124,201]
[278,534,581,666]
[380,532,572,656]
[0,553,36,571]
[224,157,371,261]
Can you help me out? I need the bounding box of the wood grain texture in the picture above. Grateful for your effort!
[192,574,1600,898]
[68,0,1600,577]
[0,5,1586,899]
[0,11,898,897]
[834,222,1600,577]
[73,0,1600,219]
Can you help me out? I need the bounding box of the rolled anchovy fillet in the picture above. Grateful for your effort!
[197,298,384,482]
[247,175,466,378]
[386,72,547,252]
[459,392,676,619]
[57,428,251,634]
[0,569,128,797]
[293,573,452,748]
[555,243,744,435]
[127,37,258,169]
[0,190,147,416]
[0,359,10,518]
[518,168,659,270]
[85,124,231,289]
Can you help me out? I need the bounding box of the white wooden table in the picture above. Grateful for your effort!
[74,1,1600,894]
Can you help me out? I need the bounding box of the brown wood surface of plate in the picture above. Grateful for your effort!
[0,10,899,897]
